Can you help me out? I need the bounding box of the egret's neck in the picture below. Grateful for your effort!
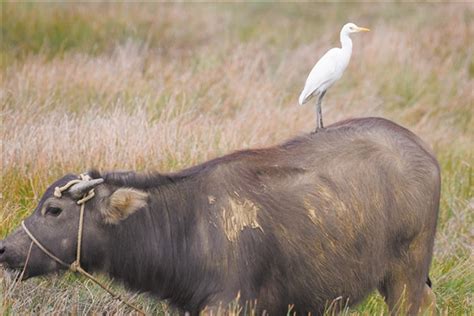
[340,31,353,53]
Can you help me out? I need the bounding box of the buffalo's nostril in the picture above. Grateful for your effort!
[0,240,5,256]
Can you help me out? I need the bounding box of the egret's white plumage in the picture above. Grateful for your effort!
[299,22,370,131]
[298,48,343,106]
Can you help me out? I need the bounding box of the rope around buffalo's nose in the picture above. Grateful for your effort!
[21,174,145,315]
[18,241,33,282]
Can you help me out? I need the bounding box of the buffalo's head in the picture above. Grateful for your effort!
[0,173,148,279]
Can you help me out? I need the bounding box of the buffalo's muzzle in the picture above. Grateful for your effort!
[0,239,6,262]
[0,239,22,271]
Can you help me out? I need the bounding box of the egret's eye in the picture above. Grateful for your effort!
[46,207,62,217]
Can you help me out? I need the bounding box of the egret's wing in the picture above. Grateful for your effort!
[299,48,340,105]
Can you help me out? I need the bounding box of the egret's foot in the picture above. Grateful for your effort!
[312,127,324,134]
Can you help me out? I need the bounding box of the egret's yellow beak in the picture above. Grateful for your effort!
[357,27,370,32]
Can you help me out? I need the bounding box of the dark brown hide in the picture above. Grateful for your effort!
[0,118,440,315]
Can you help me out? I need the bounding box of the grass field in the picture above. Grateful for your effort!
[1,2,473,315]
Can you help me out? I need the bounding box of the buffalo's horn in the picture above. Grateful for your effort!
[68,178,104,198]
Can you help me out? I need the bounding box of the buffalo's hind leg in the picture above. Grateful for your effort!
[378,271,423,315]
[378,236,436,315]
[378,277,436,316]
[419,283,436,316]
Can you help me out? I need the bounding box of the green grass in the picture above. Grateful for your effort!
[1,2,473,315]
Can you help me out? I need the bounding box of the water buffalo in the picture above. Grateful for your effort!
[0,117,439,315]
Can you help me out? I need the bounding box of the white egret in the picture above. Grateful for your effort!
[299,23,370,132]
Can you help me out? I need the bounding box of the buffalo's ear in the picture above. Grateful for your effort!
[102,188,148,224]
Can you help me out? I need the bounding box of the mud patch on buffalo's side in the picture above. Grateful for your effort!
[304,197,320,225]
[221,194,263,242]
[208,195,216,205]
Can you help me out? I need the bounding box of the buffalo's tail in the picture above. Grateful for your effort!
[426,276,432,288]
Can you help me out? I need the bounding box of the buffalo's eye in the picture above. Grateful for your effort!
[46,207,62,217]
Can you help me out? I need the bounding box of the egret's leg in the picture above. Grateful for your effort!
[313,98,320,133]
[314,91,326,132]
